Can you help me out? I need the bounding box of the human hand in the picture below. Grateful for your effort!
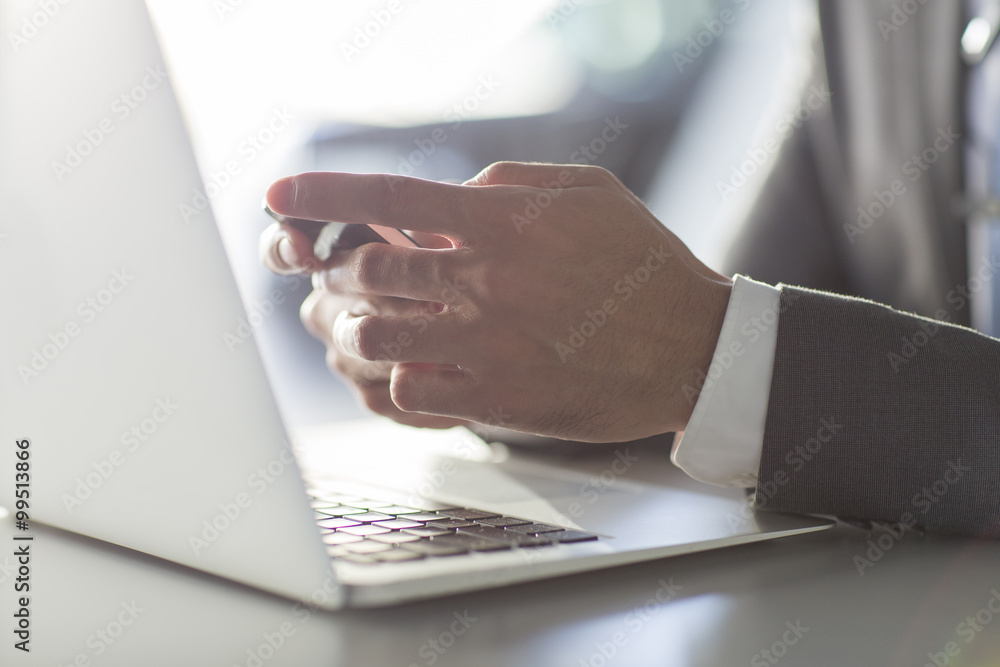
[258,217,468,430]
[260,162,732,442]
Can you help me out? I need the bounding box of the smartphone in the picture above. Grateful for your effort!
[262,202,421,261]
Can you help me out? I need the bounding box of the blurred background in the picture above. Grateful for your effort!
[145,0,817,430]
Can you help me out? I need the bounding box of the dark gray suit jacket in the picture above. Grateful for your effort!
[725,0,1000,536]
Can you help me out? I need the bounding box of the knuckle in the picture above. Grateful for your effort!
[575,164,617,187]
[389,374,422,413]
[350,243,390,292]
[482,161,520,184]
[352,316,385,362]
[299,291,327,338]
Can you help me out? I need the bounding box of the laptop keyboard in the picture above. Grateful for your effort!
[308,491,598,564]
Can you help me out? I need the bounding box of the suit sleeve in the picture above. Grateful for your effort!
[754,285,1000,538]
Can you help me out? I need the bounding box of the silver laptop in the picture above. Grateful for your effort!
[0,0,832,609]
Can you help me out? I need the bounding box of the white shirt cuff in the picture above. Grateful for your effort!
[670,275,781,488]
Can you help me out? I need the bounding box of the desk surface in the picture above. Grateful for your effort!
[3,439,999,667]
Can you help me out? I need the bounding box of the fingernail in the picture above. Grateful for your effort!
[312,271,326,291]
[266,177,296,214]
[276,232,298,269]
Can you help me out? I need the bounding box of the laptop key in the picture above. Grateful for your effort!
[377,505,424,515]
[402,526,452,537]
[321,532,364,545]
[322,506,368,517]
[399,540,469,557]
[311,493,365,505]
[544,530,599,543]
[338,553,379,564]
[368,532,423,545]
[325,545,353,558]
[372,519,423,530]
[348,499,394,509]
[475,516,532,527]
[431,534,512,552]
[438,509,500,520]
[505,523,563,535]
[457,525,554,547]
[311,502,341,511]
[375,548,426,562]
[339,524,392,537]
[404,512,448,522]
[344,541,394,554]
[430,519,477,529]
[317,517,363,529]
[454,525,510,541]
[347,511,394,523]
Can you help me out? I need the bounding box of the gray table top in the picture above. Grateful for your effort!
[3,440,998,667]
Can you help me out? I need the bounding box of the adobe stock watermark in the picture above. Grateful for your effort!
[405,407,511,507]
[290,573,342,623]
[55,600,146,666]
[716,84,831,202]
[887,254,1000,373]
[578,578,683,667]
[231,620,298,667]
[7,0,73,53]
[921,587,1000,667]
[681,290,801,404]
[546,0,586,28]
[223,274,310,353]
[852,458,971,576]
[877,0,931,41]
[188,447,297,555]
[16,268,135,385]
[407,610,478,667]
[672,0,753,72]
[358,272,470,382]
[213,0,250,21]
[510,168,574,235]
[570,116,629,165]
[394,74,502,178]
[51,65,168,183]
[340,0,404,63]
[517,447,640,569]
[233,573,346,666]
[727,417,843,531]
[844,126,959,244]
[60,397,180,513]
[179,106,295,224]
[0,556,15,586]
[750,620,809,666]
[555,244,672,363]
[510,116,629,235]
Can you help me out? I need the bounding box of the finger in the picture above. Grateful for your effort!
[389,364,483,422]
[258,221,325,275]
[463,161,615,189]
[314,242,464,302]
[332,311,466,365]
[325,347,392,385]
[266,172,482,241]
[301,290,384,343]
[355,381,469,429]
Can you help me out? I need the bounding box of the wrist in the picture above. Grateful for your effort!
[666,274,733,431]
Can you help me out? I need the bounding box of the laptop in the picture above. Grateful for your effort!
[0,0,832,609]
